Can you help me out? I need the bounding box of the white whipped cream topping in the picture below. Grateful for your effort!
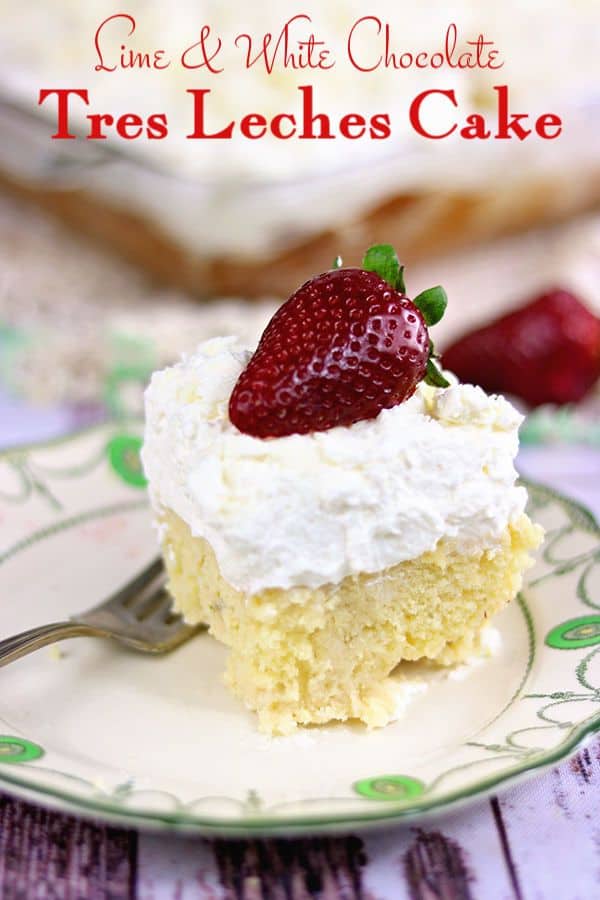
[142,336,527,594]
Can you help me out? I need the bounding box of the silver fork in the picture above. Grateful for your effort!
[0,558,202,667]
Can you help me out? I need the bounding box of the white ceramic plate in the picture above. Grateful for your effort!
[0,424,599,836]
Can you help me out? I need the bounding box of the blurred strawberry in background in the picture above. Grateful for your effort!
[442,290,600,408]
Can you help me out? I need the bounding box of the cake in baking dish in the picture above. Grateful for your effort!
[1,4,599,296]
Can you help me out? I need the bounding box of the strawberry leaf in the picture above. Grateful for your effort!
[332,255,343,269]
[362,244,406,292]
[424,358,450,388]
[397,265,406,294]
[413,286,448,326]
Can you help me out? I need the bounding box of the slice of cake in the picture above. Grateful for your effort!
[142,246,542,733]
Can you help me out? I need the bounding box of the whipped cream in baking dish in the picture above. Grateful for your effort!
[1,3,599,258]
[142,336,527,594]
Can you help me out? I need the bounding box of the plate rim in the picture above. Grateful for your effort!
[0,423,599,835]
[0,710,598,836]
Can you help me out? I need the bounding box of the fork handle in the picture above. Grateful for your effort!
[0,622,101,667]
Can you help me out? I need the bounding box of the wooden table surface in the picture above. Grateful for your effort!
[0,406,598,899]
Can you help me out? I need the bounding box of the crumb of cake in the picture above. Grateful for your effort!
[159,508,542,735]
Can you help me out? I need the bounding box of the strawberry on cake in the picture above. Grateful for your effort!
[142,245,543,734]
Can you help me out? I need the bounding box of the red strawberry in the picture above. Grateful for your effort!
[229,245,448,438]
[442,289,600,408]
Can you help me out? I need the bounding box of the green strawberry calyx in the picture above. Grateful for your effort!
[360,243,449,388]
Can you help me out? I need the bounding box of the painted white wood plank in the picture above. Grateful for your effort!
[137,833,372,899]
[498,737,600,900]
[137,834,222,899]
[0,793,137,899]
[363,799,516,900]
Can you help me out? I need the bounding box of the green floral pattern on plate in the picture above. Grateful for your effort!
[546,616,600,650]
[354,775,425,801]
[106,434,147,488]
[0,736,44,764]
